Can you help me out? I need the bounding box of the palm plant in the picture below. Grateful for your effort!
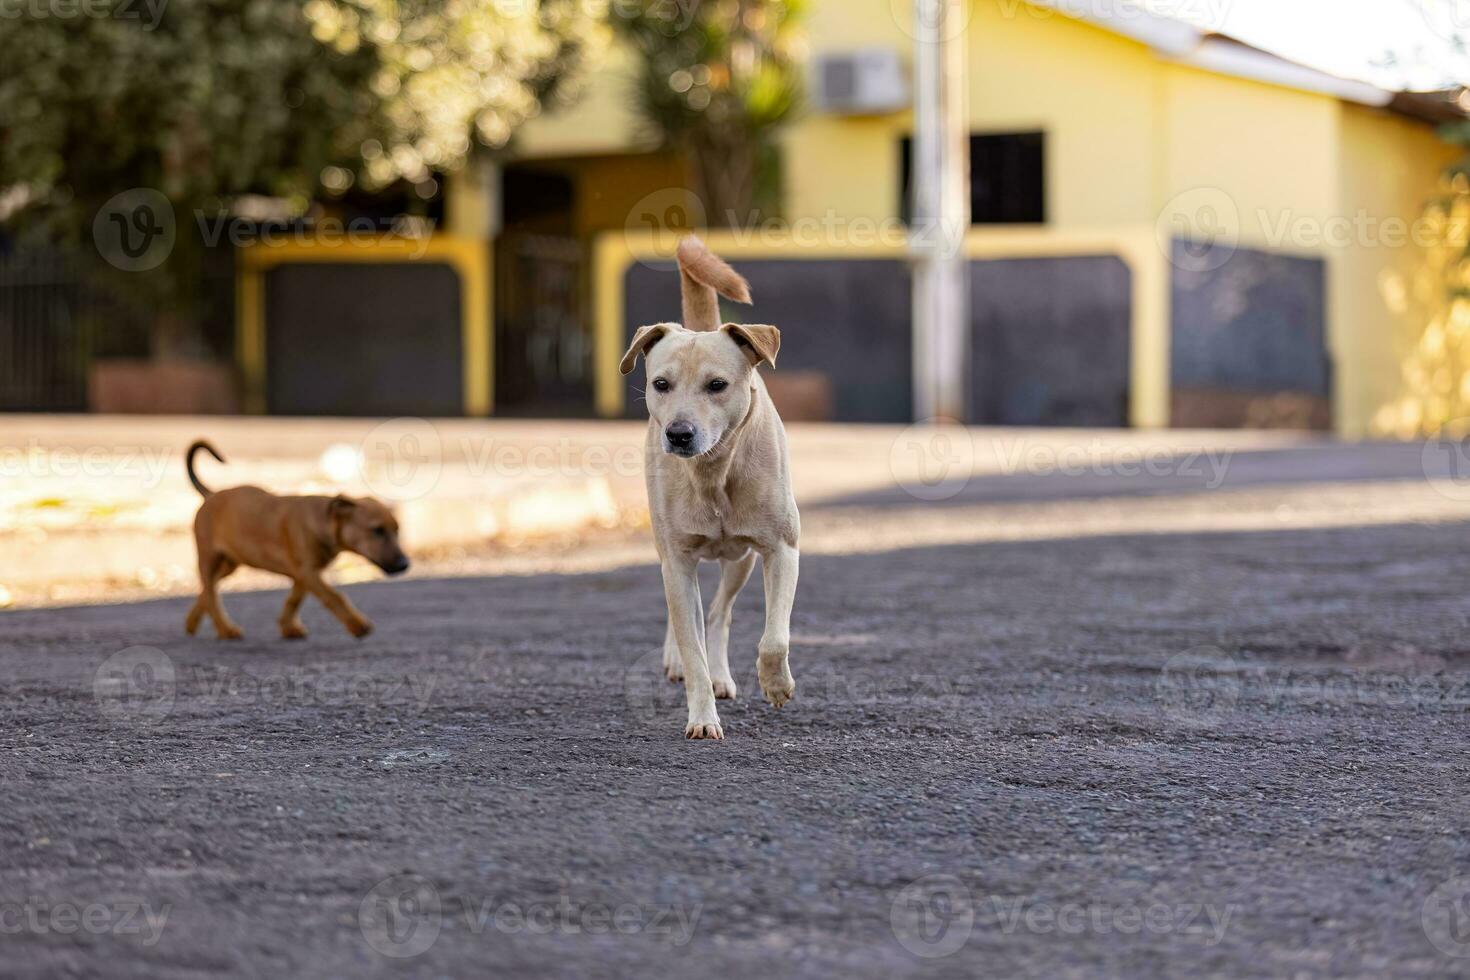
[614,0,805,226]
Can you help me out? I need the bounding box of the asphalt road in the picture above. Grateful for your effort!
[4,477,1470,976]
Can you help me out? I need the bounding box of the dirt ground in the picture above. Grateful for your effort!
[4,445,1470,977]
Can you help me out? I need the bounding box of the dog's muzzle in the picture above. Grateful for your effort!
[380,556,411,576]
[664,421,698,457]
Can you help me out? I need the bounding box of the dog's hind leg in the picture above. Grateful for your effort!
[661,618,682,683]
[184,595,206,635]
[278,581,308,639]
[199,553,243,640]
[707,552,757,700]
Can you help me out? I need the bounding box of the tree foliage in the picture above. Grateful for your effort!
[613,0,804,225]
[0,0,609,237]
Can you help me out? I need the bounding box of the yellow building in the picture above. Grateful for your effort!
[230,0,1463,434]
[487,0,1460,434]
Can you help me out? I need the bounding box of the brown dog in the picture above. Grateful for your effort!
[182,440,409,640]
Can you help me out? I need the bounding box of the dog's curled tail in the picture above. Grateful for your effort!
[677,234,751,332]
[185,440,226,498]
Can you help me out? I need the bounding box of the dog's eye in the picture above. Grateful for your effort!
[707,379,728,393]
[651,378,670,392]
[373,526,387,537]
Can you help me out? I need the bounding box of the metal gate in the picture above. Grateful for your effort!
[0,250,99,411]
[494,234,590,415]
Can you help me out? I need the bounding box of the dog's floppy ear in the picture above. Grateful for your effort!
[329,495,356,518]
[619,323,674,375]
[721,323,780,368]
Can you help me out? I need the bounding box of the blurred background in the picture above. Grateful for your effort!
[8,0,1470,606]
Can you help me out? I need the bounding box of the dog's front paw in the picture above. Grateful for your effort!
[347,618,374,639]
[712,675,738,700]
[684,715,724,740]
[758,650,795,708]
[280,623,307,640]
[218,625,244,641]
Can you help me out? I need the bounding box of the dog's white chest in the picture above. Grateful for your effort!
[668,497,754,560]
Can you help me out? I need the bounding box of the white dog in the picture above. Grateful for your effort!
[619,236,799,739]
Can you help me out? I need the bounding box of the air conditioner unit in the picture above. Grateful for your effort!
[812,48,909,116]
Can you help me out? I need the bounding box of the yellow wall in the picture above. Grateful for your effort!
[1159,64,1341,247]
[516,44,650,158]
[1334,104,1460,437]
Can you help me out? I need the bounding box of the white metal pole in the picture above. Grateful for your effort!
[911,0,970,422]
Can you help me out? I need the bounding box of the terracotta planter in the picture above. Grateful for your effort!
[89,359,239,415]
[763,370,833,423]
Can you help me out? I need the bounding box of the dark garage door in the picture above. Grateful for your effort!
[624,258,913,422]
[970,255,1132,426]
[266,262,463,416]
[623,254,1132,426]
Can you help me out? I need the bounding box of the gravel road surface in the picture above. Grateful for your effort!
[4,451,1470,977]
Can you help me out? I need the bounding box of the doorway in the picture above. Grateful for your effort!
[494,151,689,417]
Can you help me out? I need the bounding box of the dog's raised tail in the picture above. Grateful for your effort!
[185,440,226,498]
[677,235,751,332]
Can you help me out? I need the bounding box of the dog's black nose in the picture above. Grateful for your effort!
[665,421,696,450]
[385,556,410,576]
